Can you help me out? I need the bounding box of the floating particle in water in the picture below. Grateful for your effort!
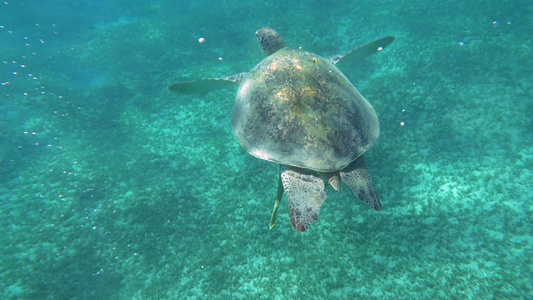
[198,37,205,43]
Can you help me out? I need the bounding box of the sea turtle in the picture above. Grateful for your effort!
[169,27,395,232]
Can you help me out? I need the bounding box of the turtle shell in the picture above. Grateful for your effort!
[232,47,379,172]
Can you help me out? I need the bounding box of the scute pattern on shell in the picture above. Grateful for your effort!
[232,47,379,172]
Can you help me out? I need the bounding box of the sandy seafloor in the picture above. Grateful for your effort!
[1,0,532,299]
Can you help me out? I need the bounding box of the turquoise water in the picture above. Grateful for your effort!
[1,0,532,298]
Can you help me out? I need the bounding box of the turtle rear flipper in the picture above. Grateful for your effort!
[340,157,381,211]
[269,166,285,230]
[281,166,327,232]
[168,72,246,95]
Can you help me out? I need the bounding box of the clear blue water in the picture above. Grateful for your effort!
[1,1,531,298]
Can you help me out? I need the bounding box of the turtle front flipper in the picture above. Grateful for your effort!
[339,156,381,211]
[328,36,396,65]
[281,166,327,232]
[168,72,246,95]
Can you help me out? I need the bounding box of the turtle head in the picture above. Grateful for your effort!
[256,27,286,56]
